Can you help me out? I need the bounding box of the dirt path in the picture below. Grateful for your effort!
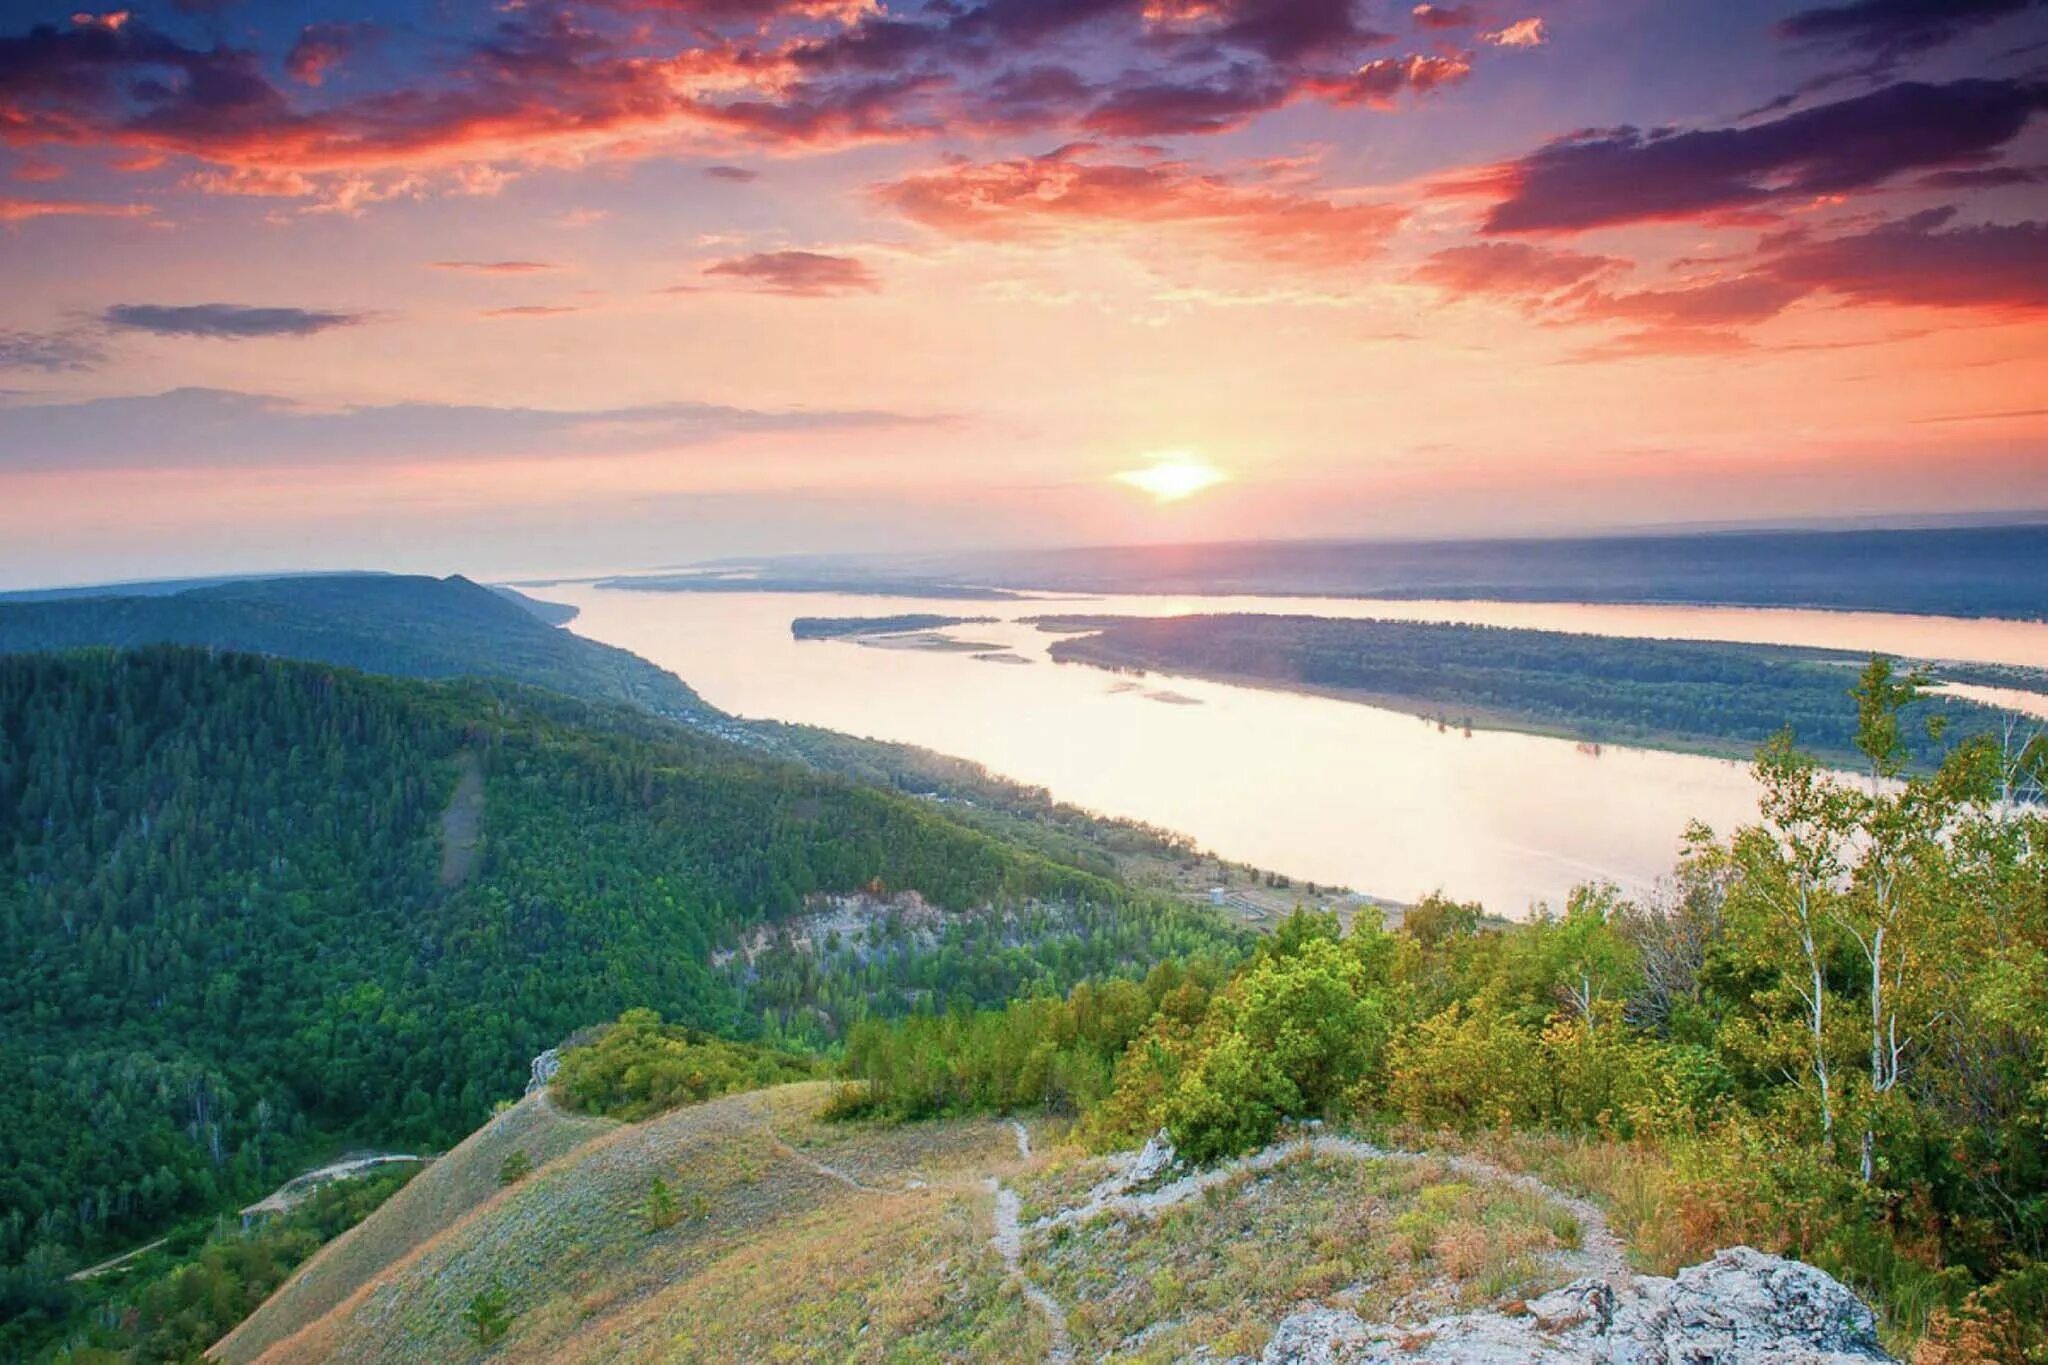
[240,1155,425,1218]
[763,1130,898,1195]
[1010,1119,1032,1160]
[68,1237,168,1282]
[987,1178,1074,1364]
[438,751,485,887]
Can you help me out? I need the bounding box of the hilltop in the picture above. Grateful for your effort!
[0,571,717,724]
[220,1080,1893,1363]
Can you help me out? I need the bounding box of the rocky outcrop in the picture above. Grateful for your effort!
[526,1048,561,1096]
[1259,1246,1894,1364]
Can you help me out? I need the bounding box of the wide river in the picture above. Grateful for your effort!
[529,583,2048,915]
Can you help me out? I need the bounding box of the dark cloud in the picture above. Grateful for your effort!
[0,329,105,371]
[284,21,379,87]
[1082,66,1291,136]
[1778,0,2045,59]
[704,164,761,182]
[0,387,933,472]
[1766,206,2048,312]
[703,250,879,295]
[104,304,367,338]
[1469,78,2048,233]
[0,1,1482,193]
[1919,164,2045,188]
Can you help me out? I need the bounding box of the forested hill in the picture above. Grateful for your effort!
[0,572,714,723]
[0,648,1238,1344]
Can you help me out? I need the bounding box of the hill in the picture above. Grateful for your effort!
[0,647,1241,1357]
[224,1080,1892,1364]
[0,572,715,724]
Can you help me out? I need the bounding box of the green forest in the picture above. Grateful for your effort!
[836,663,2048,1356]
[1040,612,2019,762]
[0,647,1238,1357]
[0,573,715,724]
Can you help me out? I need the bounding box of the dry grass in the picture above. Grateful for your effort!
[1023,1151,1574,1361]
[214,1091,616,1364]
[251,1084,1038,1364]
[1387,1124,1697,1274]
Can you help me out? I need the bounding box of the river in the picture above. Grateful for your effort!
[526,583,2048,915]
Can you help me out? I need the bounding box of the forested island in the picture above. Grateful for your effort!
[1038,612,2028,763]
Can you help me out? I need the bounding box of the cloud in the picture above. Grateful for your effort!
[1483,18,1548,48]
[432,260,561,274]
[703,250,878,295]
[0,329,106,371]
[103,303,367,338]
[284,21,378,87]
[1574,275,1809,328]
[1460,78,2048,233]
[0,196,152,222]
[1766,207,2048,313]
[0,1,1486,203]
[875,146,1406,270]
[481,304,581,318]
[1411,4,1478,30]
[1414,242,1625,296]
[704,164,760,181]
[1306,53,1474,109]
[0,386,933,471]
[1778,0,2045,59]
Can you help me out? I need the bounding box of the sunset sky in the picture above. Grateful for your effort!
[2,0,2045,588]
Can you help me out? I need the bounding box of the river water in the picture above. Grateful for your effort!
[527,583,2048,915]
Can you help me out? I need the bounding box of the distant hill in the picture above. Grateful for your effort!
[691,523,2048,620]
[0,572,712,722]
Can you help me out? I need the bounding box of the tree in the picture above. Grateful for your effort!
[497,1151,532,1187]
[1731,732,1857,1148]
[461,1281,514,1346]
[642,1175,681,1232]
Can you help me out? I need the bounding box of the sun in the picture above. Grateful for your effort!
[1114,453,1227,503]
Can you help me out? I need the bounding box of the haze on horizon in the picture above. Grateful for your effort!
[2,0,2046,589]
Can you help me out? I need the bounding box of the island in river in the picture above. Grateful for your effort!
[1035,612,2039,765]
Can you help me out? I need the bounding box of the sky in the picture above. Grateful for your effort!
[1,0,2046,588]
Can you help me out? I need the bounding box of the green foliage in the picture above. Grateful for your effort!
[835,687,2048,1347]
[26,1162,415,1362]
[551,1009,818,1122]
[0,646,1234,1349]
[460,1280,514,1346]
[496,1151,532,1186]
[641,1176,681,1233]
[1043,616,2017,763]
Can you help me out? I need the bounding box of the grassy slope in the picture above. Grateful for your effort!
[244,1084,1041,1363]
[240,1086,1597,1364]
[214,1093,617,1364]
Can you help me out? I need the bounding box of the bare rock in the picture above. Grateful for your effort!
[1258,1247,1894,1365]
[1128,1129,1179,1185]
